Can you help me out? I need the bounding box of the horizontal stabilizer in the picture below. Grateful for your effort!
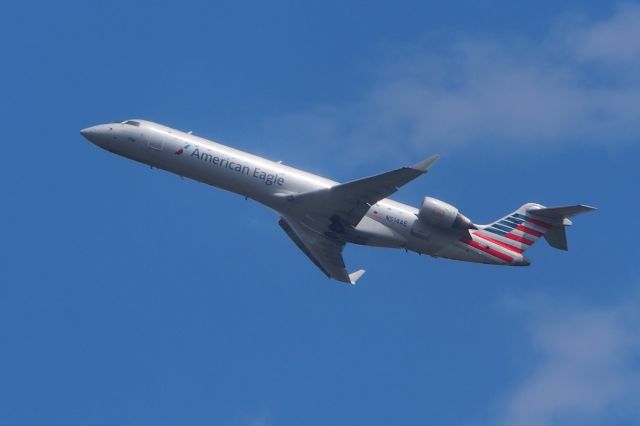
[528,205,596,220]
[528,204,596,251]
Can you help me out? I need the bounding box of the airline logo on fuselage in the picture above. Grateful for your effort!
[175,144,190,155]
[190,147,285,186]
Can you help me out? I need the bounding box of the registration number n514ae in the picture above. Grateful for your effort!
[385,215,408,227]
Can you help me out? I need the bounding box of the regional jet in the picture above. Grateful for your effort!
[81,120,595,284]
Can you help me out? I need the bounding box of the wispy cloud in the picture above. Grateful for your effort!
[496,292,640,426]
[227,407,271,426]
[263,3,640,164]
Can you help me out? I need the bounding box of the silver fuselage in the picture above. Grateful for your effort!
[82,119,519,265]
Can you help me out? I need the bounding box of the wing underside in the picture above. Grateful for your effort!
[278,217,364,284]
[277,155,439,284]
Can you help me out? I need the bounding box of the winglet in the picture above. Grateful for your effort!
[348,269,366,285]
[411,154,440,172]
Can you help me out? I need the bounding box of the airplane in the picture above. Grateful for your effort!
[81,119,595,284]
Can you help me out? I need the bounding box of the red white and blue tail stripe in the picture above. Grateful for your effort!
[459,203,554,265]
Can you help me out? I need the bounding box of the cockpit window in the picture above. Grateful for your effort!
[123,120,140,127]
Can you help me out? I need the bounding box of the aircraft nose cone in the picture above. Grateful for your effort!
[80,126,99,142]
[81,124,111,148]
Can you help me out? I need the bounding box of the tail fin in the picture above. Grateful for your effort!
[477,203,596,253]
[529,205,596,250]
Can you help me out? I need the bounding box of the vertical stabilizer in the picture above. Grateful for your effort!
[476,203,595,253]
[476,203,554,253]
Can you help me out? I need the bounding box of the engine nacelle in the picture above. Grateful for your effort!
[418,197,476,230]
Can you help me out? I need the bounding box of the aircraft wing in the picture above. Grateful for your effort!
[278,217,365,284]
[278,155,438,283]
[288,155,440,229]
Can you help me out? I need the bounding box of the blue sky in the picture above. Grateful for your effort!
[1,1,639,425]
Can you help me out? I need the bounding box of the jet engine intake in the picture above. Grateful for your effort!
[418,197,476,230]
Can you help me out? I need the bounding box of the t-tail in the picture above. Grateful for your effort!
[470,203,596,265]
